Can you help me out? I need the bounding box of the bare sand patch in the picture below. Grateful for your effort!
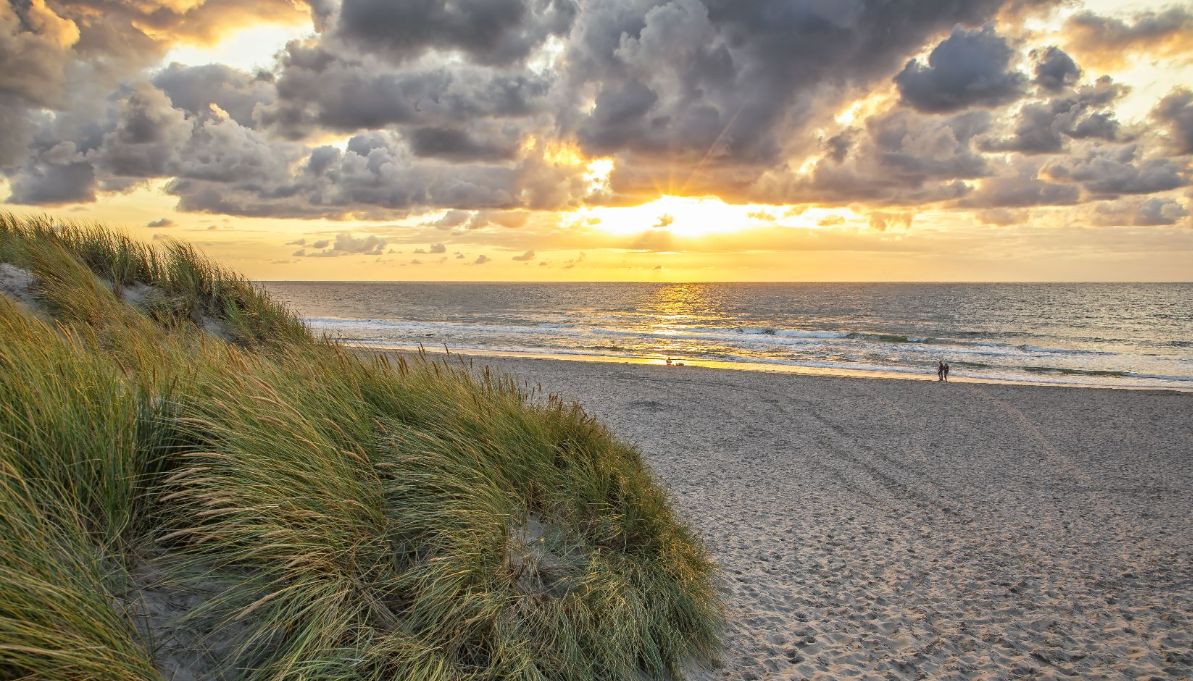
[473,356,1193,680]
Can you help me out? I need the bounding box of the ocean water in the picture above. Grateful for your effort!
[263,282,1193,391]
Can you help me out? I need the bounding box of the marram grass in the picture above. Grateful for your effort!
[0,213,721,680]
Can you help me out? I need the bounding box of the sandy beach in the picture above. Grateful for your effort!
[454,356,1192,679]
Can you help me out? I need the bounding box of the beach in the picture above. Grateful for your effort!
[452,355,1193,679]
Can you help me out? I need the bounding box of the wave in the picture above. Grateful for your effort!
[1021,366,1130,378]
[299,315,1193,390]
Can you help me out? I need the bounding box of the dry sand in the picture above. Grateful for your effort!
[468,356,1193,680]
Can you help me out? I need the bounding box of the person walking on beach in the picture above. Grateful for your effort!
[937,360,946,381]
[943,361,951,382]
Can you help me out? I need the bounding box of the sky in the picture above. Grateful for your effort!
[1,0,1192,281]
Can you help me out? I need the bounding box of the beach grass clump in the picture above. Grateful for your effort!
[0,213,721,680]
[0,459,158,680]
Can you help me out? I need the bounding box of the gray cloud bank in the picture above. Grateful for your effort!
[0,0,1189,228]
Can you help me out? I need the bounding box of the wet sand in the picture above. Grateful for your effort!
[467,356,1192,680]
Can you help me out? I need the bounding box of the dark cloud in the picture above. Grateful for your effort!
[981,77,1127,154]
[6,155,95,205]
[512,249,535,261]
[153,63,275,128]
[823,129,857,164]
[764,109,990,205]
[1,0,1188,229]
[260,43,552,139]
[0,95,34,166]
[958,159,1080,208]
[405,124,523,162]
[1032,46,1080,92]
[474,254,491,265]
[334,0,577,66]
[1044,146,1189,197]
[561,0,1008,196]
[1153,89,1193,156]
[163,131,567,218]
[147,217,174,228]
[894,27,1026,113]
[93,84,191,178]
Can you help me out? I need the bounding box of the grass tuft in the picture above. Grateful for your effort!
[0,212,721,680]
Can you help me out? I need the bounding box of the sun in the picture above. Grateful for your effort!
[579,195,765,237]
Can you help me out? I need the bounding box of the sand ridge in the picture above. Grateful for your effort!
[472,357,1193,680]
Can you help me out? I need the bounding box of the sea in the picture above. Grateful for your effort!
[263,282,1193,391]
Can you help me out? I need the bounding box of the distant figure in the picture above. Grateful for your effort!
[937,360,946,381]
[943,361,951,382]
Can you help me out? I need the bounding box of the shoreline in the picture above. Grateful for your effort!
[356,343,1193,394]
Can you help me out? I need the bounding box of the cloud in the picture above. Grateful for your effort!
[425,210,474,229]
[333,0,577,66]
[765,109,990,205]
[1153,89,1193,156]
[976,208,1028,226]
[868,211,914,231]
[653,213,674,228]
[559,0,1009,198]
[1,0,1189,233]
[1032,46,1081,93]
[1044,146,1189,198]
[147,217,174,228]
[894,27,1026,113]
[427,242,447,254]
[512,249,535,261]
[981,77,1127,154]
[562,252,585,269]
[474,254,491,265]
[94,84,191,178]
[405,124,523,162]
[259,42,552,140]
[1063,8,1193,69]
[959,159,1080,208]
[5,151,95,205]
[1092,198,1189,227]
[153,63,275,128]
[296,233,386,257]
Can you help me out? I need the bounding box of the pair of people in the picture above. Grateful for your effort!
[937,360,951,382]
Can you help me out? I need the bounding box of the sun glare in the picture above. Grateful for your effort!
[576,195,859,239]
[161,22,313,71]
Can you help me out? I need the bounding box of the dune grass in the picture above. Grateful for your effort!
[0,213,721,680]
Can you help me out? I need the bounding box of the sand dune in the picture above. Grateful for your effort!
[476,357,1193,680]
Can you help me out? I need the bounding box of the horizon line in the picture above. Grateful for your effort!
[254,279,1193,285]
